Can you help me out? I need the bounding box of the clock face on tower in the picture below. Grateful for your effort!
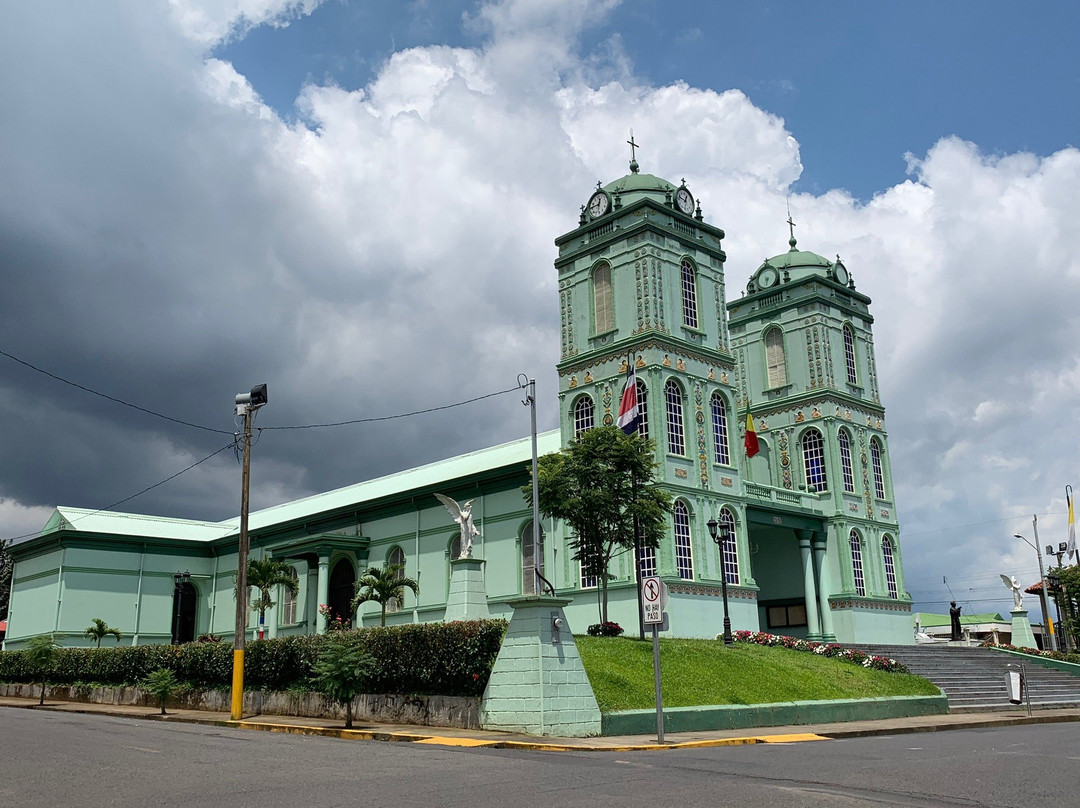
[758,266,778,289]
[676,187,694,214]
[587,191,610,219]
[834,263,849,286]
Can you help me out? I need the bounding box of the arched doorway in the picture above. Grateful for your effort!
[328,558,356,628]
[171,581,197,644]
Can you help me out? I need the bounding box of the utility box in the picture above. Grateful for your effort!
[1005,669,1023,704]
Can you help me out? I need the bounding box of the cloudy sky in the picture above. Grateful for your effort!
[1,0,1077,617]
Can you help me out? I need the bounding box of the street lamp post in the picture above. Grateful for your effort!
[707,517,733,645]
[1015,532,1055,652]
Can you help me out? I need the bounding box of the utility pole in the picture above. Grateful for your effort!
[231,384,267,721]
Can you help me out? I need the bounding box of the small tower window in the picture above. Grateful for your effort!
[883,536,898,599]
[718,508,739,585]
[850,530,865,597]
[673,501,694,580]
[681,258,699,329]
[844,324,858,385]
[802,428,828,492]
[838,429,855,493]
[635,378,649,439]
[593,263,614,334]
[711,393,730,466]
[765,327,787,388]
[665,380,685,456]
[572,395,594,438]
[871,438,886,499]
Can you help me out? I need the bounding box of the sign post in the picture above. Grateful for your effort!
[641,576,668,743]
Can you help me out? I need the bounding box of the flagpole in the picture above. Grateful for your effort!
[628,351,645,641]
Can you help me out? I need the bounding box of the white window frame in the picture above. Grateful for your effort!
[883,536,898,599]
[850,530,865,597]
[838,429,855,493]
[636,544,657,579]
[843,324,858,385]
[711,393,730,466]
[635,378,649,439]
[665,380,685,456]
[279,566,299,626]
[871,438,886,499]
[802,428,828,492]
[593,263,614,334]
[718,508,739,585]
[765,327,787,388]
[681,258,699,329]
[673,501,694,580]
[573,395,594,438]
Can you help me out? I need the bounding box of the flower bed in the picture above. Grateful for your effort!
[731,630,909,673]
[981,641,1080,665]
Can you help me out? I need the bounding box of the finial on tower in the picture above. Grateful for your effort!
[627,130,640,173]
[786,207,798,250]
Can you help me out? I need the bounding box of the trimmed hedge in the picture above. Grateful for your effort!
[0,619,506,697]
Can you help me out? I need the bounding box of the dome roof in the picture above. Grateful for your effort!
[749,236,851,293]
[601,160,678,206]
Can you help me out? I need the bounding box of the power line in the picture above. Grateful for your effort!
[0,346,232,436]
[1,441,236,545]
[258,385,523,430]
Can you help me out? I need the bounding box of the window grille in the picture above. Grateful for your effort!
[844,325,858,385]
[871,439,886,499]
[718,508,739,584]
[883,537,898,599]
[673,502,694,580]
[802,429,828,492]
[838,429,855,493]
[636,544,656,578]
[711,393,730,465]
[635,379,649,439]
[681,259,698,329]
[280,567,298,625]
[850,530,865,597]
[593,264,614,333]
[573,395,594,438]
[665,380,685,455]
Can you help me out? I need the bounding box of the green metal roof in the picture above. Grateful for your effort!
[33,430,562,544]
[602,166,678,207]
[915,612,1007,627]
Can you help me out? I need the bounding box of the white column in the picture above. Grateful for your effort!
[315,553,330,634]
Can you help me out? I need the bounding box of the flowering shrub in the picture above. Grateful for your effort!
[318,604,351,632]
[732,630,909,674]
[587,622,625,637]
[981,641,1080,665]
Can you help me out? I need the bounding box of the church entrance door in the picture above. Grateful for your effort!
[328,558,356,627]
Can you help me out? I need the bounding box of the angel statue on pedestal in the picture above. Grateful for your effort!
[435,493,479,559]
[1000,574,1023,610]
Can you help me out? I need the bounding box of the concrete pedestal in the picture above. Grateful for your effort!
[479,596,601,737]
[1010,608,1038,650]
[444,557,490,622]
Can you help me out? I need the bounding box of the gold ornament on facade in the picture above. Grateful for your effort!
[708,367,716,380]
[636,356,646,368]
[721,477,733,487]
[584,372,593,383]
[568,376,578,388]
[676,358,685,371]
[674,468,688,478]
[721,372,728,384]
[663,354,671,367]
[811,407,821,418]
[795,412,805,423]
[619,359,628,373]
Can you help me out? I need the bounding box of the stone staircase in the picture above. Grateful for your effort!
[850,644,1080,713]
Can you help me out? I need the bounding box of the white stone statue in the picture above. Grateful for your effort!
[435,493,479,559]
[1000,574,1023,610]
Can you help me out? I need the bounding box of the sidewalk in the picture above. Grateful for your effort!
[3,695,1079,752]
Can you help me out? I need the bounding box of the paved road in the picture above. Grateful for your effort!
[2,710,1076,807]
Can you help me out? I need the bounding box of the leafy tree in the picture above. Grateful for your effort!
[351,564,419,627]
[142,668,180,715]
[84,617,122,648]
[1056,566,1080,649]
[0,537,12,622]
[238,558,299,638]
[310,635,374,729]
[526,426,672,624]
[25,636,60,705]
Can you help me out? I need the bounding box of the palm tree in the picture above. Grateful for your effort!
[351,564,419,627]
[245,558,299,639]
[84,618,122,648]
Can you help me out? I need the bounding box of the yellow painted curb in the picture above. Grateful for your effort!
[758,733,828,743]
[414,737,499,747]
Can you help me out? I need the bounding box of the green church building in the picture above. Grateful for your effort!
[4,157,911,649]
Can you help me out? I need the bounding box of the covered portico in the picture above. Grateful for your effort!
[269,534,370,634]
[746,506,835,641]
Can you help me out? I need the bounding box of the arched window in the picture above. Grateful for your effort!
[279,566,299,625]
[871,438,886,499]
[843,324,858,385]
[711,393,730,466]
[849,530,865,597]
[882,536,898,599]
[718,508,739,585]
[572,395,594,438]
[636,544,656,578]
[681,258,699,329]
[673,501,694,580]
[665,380,685,455]
[838,429,855,493]
[802,429,828,492]
[449,532,461,561]
[521,520,545,595]
[765,327,787,388]
[635,378,649,439]
[593,263,614,334]
[386,547,405,613]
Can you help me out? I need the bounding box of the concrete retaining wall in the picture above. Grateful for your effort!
[0,683,480,728]
[602,694,949,736]
[989,647,1080,677]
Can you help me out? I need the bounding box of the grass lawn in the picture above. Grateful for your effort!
[576,636,940,712]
